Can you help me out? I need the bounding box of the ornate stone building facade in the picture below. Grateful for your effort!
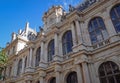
[1,0,120,83]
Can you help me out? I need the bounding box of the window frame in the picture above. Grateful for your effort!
[110,4,120,33]
[48,39,55,62]
[88,17,109,45]
[98,61,120,83]
[62,30,73,55]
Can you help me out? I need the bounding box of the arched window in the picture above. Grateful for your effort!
[88,17,109,45]
[67,72,78,83]
[35,47,41,67]
[99,61,120,83]
[17,59,22,75]
[48,39,54,62]
[62,30,73,55]
[110,4,120,33]
[50,77,56,83]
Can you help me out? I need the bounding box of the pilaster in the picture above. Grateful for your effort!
[39,35,47,68]
[76,64,83,83]
[39,70,46,83]
[72,19,87,52]
[25,47,34,73]
[21,57,25,74]
[53,28,62,61]
[71,22,77,47]
[55,65,61,83]
[82,62,91,83]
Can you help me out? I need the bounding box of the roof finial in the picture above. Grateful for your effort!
[26,22,29,28]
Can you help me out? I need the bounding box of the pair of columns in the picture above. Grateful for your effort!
[75,54,91,83]
[71,20,83,46]
[76,62,91,83]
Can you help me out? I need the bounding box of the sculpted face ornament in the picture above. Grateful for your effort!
[28,32,36,41]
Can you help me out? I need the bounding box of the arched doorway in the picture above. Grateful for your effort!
[66,72,78,83]
[49,77,56,83]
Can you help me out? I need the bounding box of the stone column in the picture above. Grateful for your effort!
[55,65,61,83]
[28,48,33,67]
[71,22,77,46]
[54,32,59,56]
[82,62,91,83]
[39,76,44,83]
[39,71,46,83]
[75,20,83,44]
[40,41,45,62]
[103,9,119,42]
[13,59,18,76]
[39,36,47,68]
[25,47,34,73]
[53,28,62,61]
[21,57,25,73]
[76,64,83,83]
[56,72,61,83]
[88,63,98,83]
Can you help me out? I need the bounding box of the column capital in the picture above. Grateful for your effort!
[40,37,46,43]
[74,54,89,64]
[53,27,60,35]
[55,65,62,72]
[39,71,46,77]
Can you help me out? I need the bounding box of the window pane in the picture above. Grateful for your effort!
[62,31,73,55]
[96,29,103,42]
[108,76,115,83]
[115,23,120,32]
[100,78,107,83]
[111,10,118,20]
[116,5,120,17]
[104,63,112,75]
[115,74,120,83]
[90,32,97,44]
[88,24,94,32]
[48,40,54,61]
[111,63,120,73]
[98,18,105,27]
[101,30,109,40]
[93,19,98,29]
[99,66,105,76]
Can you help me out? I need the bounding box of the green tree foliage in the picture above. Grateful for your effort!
[0,47,8,80]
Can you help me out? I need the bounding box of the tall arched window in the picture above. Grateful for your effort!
[110,4,120,33]
[17,59,22,75]
[67,72,78,83]
[99,61,120,83]
[35,47,41,67]
[50,77,56,83]
[62,30,73,55]
[88,17,109,45]
[48,39,54,62]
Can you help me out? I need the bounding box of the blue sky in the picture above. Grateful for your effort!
[0,0,83,48]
